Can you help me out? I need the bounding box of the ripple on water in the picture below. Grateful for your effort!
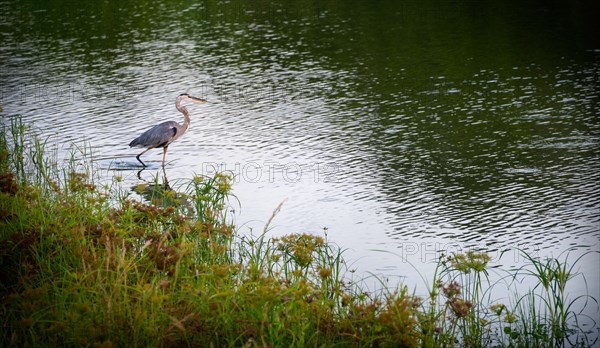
[1,5,598,290]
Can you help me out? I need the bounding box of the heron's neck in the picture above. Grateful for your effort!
[176,103,191,128]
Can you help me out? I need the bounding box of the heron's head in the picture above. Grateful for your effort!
[178,93,207,103]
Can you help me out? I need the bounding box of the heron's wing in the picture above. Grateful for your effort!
[129,121,179,148]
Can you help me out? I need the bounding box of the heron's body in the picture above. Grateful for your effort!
[129,121,185,149]
[129,93,206,167]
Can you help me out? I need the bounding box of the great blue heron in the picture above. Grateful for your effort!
[129,93,207,167]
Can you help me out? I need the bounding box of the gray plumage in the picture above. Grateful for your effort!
[129,93,207,167]
[129,121,179,148]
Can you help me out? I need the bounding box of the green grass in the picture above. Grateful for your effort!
[0,115,598,347]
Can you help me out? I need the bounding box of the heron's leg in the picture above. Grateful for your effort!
[136,148,152,167]
[162,146,168,167]
[162,166,169,188]
[136,154,146,167]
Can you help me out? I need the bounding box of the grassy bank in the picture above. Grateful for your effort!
[0,115,597,347]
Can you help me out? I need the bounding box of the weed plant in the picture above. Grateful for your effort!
[0,115,597,347]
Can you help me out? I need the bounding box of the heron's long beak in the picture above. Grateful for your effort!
[190,96,208,103]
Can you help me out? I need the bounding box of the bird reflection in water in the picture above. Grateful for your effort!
[132,170,192,213]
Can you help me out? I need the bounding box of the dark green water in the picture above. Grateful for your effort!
[1,0,599,316]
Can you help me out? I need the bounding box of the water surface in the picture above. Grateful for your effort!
[1,0,599,309]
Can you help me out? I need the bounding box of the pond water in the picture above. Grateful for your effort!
[1,0,599,327]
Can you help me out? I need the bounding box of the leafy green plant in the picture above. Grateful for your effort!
[505,250,600,347]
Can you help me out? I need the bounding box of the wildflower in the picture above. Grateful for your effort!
[449,297,473,318]
[441,281,461,299]
[318,267,332,280]
[341,294,352,307]
[275,233,325,268]
[192,175,203,184]
[449,250,491,273]
[504,312,517,324]
[489,303,505,316]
